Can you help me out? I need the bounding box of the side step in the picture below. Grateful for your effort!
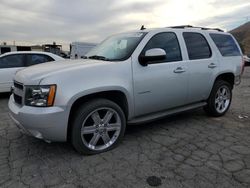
[128,102,207,124]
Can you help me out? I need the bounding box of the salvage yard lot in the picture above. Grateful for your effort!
[0,68,250,188]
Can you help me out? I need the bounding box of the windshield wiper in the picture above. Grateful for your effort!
[88,55,110,61]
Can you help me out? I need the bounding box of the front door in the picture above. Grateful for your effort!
[132,32,188,116]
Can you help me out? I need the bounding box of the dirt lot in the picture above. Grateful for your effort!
[0,68,250,188]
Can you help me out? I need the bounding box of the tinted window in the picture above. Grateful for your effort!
[0,54,25,68]
[142,32,182,63]
[183,32,211,60]
[26,54,54,66]
[210,34,241,57]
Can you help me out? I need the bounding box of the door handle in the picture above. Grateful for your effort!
[174,67,186,73]
[208,63,217,68]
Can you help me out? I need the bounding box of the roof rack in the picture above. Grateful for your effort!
[169,25,224,32]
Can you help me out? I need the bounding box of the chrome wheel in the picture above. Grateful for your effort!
[215,86,231,113]
[81,107,121,151]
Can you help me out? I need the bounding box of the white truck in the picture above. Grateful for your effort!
[70,42,97,59]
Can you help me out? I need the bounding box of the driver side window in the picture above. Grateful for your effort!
[142,32,182,63]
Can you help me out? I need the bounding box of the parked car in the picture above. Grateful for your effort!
[243,54,250,66]
[0,51,64,92]
[9,26,244,154]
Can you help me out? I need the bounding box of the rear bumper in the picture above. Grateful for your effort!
[8,94,68,142]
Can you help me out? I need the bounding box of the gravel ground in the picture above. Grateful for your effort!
[0,68,250,188]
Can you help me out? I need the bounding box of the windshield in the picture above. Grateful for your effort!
[86,32,147,61]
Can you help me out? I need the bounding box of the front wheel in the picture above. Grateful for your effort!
[71,99,126,155]
[204,80,232,117]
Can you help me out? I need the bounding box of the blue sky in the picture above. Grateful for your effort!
[0,0,250,50]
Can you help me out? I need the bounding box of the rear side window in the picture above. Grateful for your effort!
[142,32,182,63]
[209,34,241,57]
[26,54,54,66]
[0,54,25,68]
[183,32,212,60]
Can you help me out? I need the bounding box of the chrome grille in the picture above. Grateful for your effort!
[13,81,24,105]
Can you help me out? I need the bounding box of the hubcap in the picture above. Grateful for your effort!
[215,86,231,113]
[81,107,121,151]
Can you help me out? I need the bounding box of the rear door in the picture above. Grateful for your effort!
[132,32,188,116]
[182,32,217,103]
[0,54,25,92]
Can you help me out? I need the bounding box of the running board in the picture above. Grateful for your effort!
[128,102,207,124]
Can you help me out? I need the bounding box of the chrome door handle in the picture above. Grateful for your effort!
[208,63,217,68]
[174,67,186,73]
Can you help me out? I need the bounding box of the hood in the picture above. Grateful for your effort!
[14,59,106,85]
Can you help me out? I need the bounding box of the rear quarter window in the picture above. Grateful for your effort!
[209,34,241,57]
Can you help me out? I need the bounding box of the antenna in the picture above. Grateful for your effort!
[140,25,146,30]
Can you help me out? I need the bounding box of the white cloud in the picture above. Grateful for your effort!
[0,0,249,50]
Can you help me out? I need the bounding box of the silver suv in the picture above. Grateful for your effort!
[9,26,244,154]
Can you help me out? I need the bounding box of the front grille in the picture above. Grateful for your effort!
[14,94,22,105]
[13,81,24,105]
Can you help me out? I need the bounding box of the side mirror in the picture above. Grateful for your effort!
[139,48,166,66]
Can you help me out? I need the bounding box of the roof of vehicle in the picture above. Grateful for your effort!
[0,51,64,60]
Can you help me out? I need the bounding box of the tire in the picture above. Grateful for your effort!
[204,80,232,117]
[71,99,126,155]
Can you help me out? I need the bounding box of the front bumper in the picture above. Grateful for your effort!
[8,94,68,142]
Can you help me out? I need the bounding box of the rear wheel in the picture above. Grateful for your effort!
[71,99,126,155]
[204,80,232,117]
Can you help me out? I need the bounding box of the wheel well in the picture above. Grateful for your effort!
[215,73,234,88]
[67,91,128,141]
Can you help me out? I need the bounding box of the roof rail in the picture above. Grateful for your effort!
[169,25,224,32]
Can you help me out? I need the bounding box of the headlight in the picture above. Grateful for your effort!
[25,85,56,107]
